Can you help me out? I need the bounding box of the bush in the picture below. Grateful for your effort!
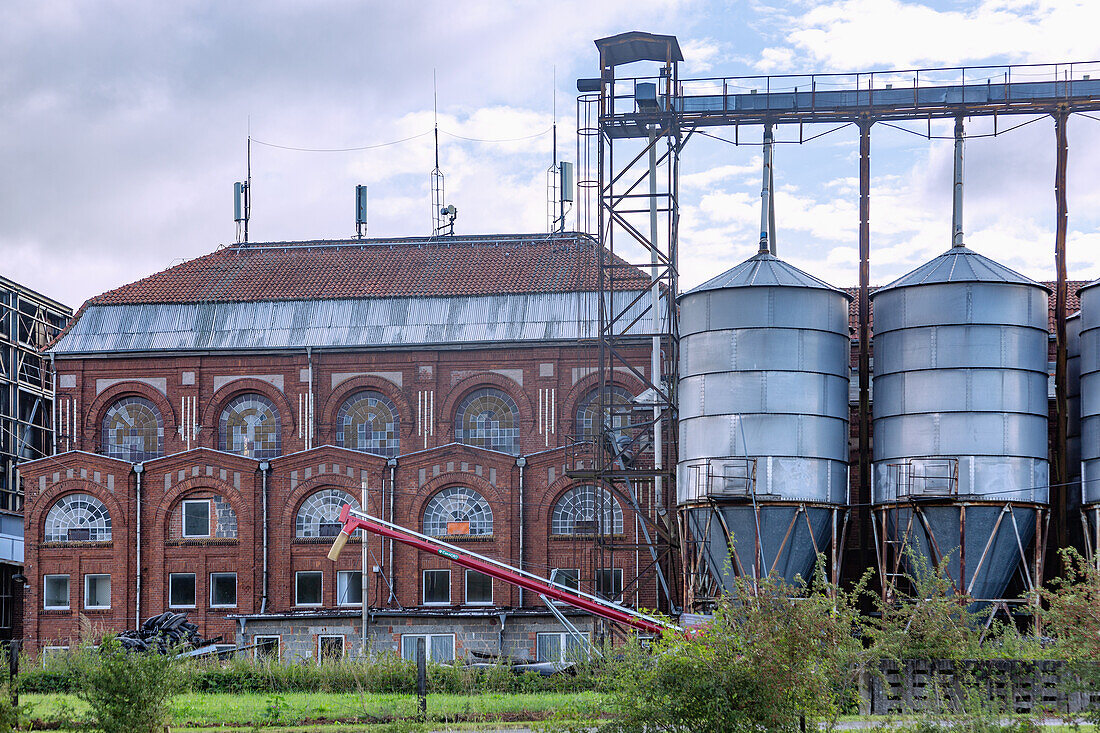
[1040,548,1100,726]
[600,568,866,732]
[66,637,184,733]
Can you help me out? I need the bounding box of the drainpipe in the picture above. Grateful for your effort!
[361,476,368,655]
[50,353,57,454]
[516,456,526,607]
[133,463,144,625]
[259,461,270,614]
[387,458,397,605]
[306,347,315,450]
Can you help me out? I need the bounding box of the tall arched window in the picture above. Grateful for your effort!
[551,485,624,536]
[454,388,520,455]
[336,391,399,456]
[102,396,164,461]
[423,487,493,537]
[296,489,362,538]
[219,393,281,459]
[575,385,636,441]
[44,493,112,542]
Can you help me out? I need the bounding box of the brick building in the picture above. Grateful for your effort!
[19,233,670,662]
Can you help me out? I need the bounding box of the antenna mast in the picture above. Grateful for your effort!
[431,70,446,234]
[234,131,251,244]
[547,68,560,233]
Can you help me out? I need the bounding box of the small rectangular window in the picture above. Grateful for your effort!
[536,632,590,663]
[169,573,197,608]
[465,570,493,605]
[84,574,110,609]
[423,569,450,605]
[401,633,455,662]
[66,528,91,542]
[210,573,237,607]
[182,500,211,538]
[551,568,580,592]
[44,575,70,610]
[296,571,322,606]
[337,570,362,606]
[318,635,345,662]
[596,568,623,601]
[254,635,280,661]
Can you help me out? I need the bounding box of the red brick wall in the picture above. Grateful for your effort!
[21,343,666,652]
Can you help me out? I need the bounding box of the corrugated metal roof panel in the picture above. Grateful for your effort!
[51,292,661,354]
[686,252,848,296]
[874,246,1049,295]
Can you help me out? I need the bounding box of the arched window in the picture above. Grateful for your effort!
[44,493,112,542]
[551,485,624,536]
[423,487,493,537]
[575,385,636,441]
[336,391,399,456]
[296,489,362,538]
[454,388,520,455]
[219,393,281,459]
[102,396,164,461]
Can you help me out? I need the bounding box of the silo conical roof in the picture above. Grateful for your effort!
[873,246,1048,296]
[684,251,849,297]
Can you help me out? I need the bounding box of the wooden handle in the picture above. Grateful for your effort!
[327,531,350,561]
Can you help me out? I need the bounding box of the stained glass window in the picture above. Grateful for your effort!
[296,489,361,538]
[423,487,493,537]
[44,493,112,543]
[551,485,624,535]
[575,386,636,441]
[102,396,163,462]
[454,388,520,455]
[219,394,281,459]
[336,391,399,456]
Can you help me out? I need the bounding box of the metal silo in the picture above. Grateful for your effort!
[871,246,1050,603]
[678,129,851,609]
[1077,282,1100,564]
[677,202,851,605]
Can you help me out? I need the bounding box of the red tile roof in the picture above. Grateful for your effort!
[89,233,649,306]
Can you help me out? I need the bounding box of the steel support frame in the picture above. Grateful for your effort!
[872,500,1049,610]
[589,48,683,615]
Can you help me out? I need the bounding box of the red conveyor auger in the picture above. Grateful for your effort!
[327,504,680,636]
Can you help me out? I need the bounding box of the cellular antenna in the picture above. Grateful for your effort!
[431,70,447,235]
[234,130,251,244]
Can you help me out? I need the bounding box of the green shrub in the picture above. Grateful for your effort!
[66,637,184,733]
[600,568,866,732]
[1039,547,1100,726]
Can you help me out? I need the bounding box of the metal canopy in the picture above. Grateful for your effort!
[873,246,1049,295]
[684,251,850,296]
[594,31,683,67]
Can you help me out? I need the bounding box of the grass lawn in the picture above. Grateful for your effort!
[22,690,607,729]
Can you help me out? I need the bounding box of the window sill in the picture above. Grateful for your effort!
[165,538,239,547]
[82,607,111,613]
[42,608,71,614]
[169,605,197,610]
[41,541,113,549]
[432,535,494,543]
[294,536,361,544]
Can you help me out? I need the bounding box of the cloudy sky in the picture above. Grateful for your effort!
[4,0,1100,310]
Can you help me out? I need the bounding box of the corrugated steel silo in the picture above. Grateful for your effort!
[871,245,1050,602]
[1077,285,1100,563]
[677,249,851,602]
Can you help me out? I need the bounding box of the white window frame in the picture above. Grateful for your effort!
[168,572,197,608]
[43,574,70,610]
[422,569,451,606]
[41,646,70,665]
[464,569,493,606]
[401,633,456,662]
[254,635,281,661]
[295,570,323,607]
[550,568,581,591]
[536,631,591,663]
[181,499,211,538]
[209,572,237,608]
[83,573,110,610]
[596,567,624,601]
[318,634,345,661]
[336,570,363,606]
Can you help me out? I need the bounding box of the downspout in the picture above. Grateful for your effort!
[306,347,315,450]
[361,476,368,654]
[133,463,144,625]
[387,458,397,605]
[50,353,57,454]
[516,456,526,607]
[259,461,270,614]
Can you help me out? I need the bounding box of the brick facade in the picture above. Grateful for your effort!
[20,343,667,655]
